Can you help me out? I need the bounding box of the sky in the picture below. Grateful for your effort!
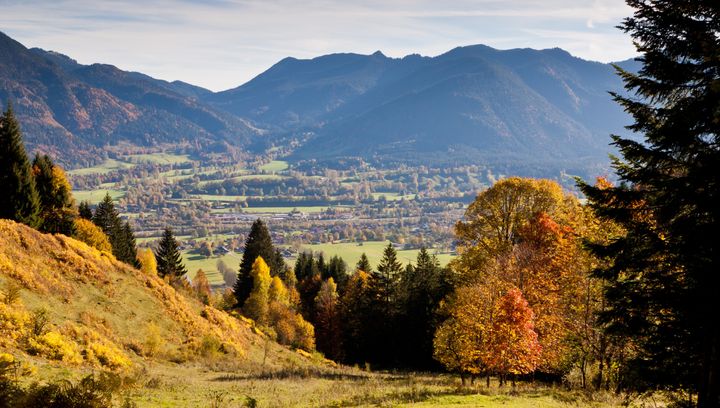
[0,0,637,91]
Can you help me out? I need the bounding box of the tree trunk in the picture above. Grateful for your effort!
[697,325,719,408]
[486,374,490,388]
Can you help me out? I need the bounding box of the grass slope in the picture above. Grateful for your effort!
[0,219,319,376]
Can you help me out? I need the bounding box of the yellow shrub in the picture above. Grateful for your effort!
[28,331,82,364]
[144,322,163,357]
[0,302,30,347]
[72,218,112,253]
[85,342,132,370]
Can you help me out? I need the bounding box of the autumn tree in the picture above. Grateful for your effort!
[314,278,342,360]
[72,218,112,252]
[453,177,565,281]
[155,227,188,278]
[0,103,41,228]
[448,177,590,375]
[243,256,271,325]
[434,274,505,383]
[137,248,157,276]
[485,288,541,384]
[32,154,76,235]
[193,269,212,305]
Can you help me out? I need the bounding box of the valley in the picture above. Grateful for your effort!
[66,149,469,286]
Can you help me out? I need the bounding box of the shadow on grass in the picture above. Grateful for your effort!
[212,367,375,382]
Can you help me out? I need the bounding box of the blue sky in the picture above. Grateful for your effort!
[0,0,636,91]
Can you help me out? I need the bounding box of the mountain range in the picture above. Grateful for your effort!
[0,31,638,176]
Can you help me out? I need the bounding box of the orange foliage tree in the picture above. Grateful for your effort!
[485,288,541,383]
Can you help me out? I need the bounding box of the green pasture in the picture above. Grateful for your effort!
[67,159,135,175]
[296,240,454,268]
[123,153,193,165]
[260,160,289,172]
[73,189,125,203]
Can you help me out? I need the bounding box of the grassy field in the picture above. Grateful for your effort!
[242,206,335,214]
[73,189,125,203]
[123,153,192,165]
[67,159,135,175]
[195,194,248,202]
[124,365,625,407]
[260,160,289,172]
[296,241,454,267]
[371,192,417,201]
[182,250,240,286]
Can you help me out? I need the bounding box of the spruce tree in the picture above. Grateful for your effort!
[376,243,402,305]
[78,201,93,220]
[92,193,136,264]
[356,253,372,273]
[579,1,720,404]
[234,219,279,306]
[93,193,120,234]
[0,103,41,228]
[32,154,76,235]
[155,227,188,278]
[119,221,139,267]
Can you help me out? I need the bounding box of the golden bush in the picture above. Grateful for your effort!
[27,331,83,365]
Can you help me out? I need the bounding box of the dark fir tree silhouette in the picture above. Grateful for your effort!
[356,253,372,273]
[92,192,137,265]
[0,103,40,228]
[78,201,93,220]
[92,193,120,235]
[155,227,187,278]
[579,1,720,405]
[234,219,282,306]
[118,221,139,267]
[32,154,76,235]
[376,243,402,306]
[396,247,450,368]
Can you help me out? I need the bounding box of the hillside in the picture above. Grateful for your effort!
[0,32,259,166]
[0,219,319,377]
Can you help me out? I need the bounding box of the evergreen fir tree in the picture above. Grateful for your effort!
[376,243,402,305]
[92,193,120,234]
[78,201,93,220]
[234,219,279,306]
[356,253,372,273]
[324,255,349,291]
[119,221,139,267]
[155,227,188,278]
[396,247,449,368]
[91,193,136,265]
[0,103,41,228]
[579,1,720,404]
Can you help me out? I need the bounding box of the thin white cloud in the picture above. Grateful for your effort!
[0,0,636,91]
